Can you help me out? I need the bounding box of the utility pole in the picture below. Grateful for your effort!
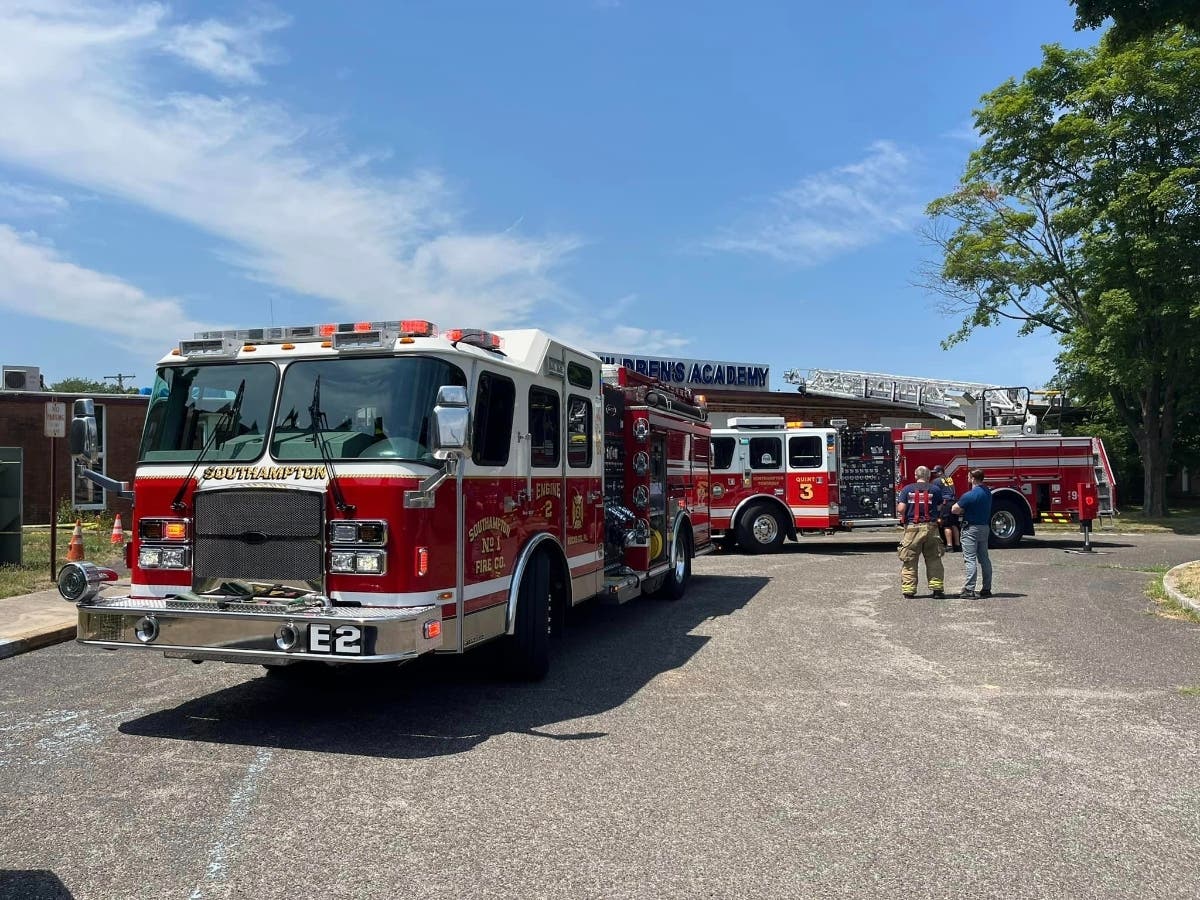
[103,373,136,391]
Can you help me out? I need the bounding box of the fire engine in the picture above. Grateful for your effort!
[58,320,712,680]
[710,417,1116,553]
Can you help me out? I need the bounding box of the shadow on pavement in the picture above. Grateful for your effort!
[0,871,74,899]
[119,574,767,760]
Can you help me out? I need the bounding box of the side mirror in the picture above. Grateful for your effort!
[69,398,98,460]
[432,385,470,460]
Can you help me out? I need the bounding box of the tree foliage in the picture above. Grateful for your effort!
[925,28,1200,515]
[48,377,139,395]
[1072,1,1200,43]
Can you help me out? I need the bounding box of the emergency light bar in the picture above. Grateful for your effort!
[444,328,502,350]
[191,320,438,345]
[178,337,241,358]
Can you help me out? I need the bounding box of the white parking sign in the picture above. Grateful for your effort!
[44,401,67,438]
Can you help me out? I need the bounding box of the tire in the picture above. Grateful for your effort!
[989,496,1026,549]
[504,550,551,680]
[657,529,692,600]
[736,502,787,554]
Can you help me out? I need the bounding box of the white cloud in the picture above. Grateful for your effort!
[943,118,983,145]
[0,225,212,351]
[164,14,288,84]
[0,1,579,331]
[551,295,693,355]
[705,140,922,266]
[0,181,68,216]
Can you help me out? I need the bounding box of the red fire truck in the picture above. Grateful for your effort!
[58,321,712,679]
[709,417,1116,553]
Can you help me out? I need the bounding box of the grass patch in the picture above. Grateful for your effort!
[0,526,125,600]
[1179,686,1200,698]
[1147,572,1200,624]
[1171,563,1200,602]
[1101,562,1172,574]
[1038,504,1200,536]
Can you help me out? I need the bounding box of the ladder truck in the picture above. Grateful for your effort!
[710,416,1115,553]
[58,320,712,681]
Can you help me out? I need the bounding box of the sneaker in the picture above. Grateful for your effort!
[959,589,979,600]
[931,590,946,599]
[979,589,992,598]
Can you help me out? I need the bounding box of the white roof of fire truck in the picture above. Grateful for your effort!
[161,320,600,379]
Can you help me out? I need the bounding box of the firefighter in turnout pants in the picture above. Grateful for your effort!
[896,465,946,599]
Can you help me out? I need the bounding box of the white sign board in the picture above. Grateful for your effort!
[44,401,67,438]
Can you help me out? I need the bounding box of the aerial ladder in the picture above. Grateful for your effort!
[781,368,1056,434]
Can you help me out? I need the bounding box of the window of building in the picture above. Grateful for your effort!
[567,395,592,468]
[472,372,515,467]
[749,436,782,470]
[529,386,560,468]
[712,436,735,471]
[789,435,824,469]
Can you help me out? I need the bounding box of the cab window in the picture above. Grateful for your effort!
[749,436,782,470]
[529,386,560,468]
[712,436,735,471]
[789,435,823,469]
[567,395,592,468]
[472,372,515,466]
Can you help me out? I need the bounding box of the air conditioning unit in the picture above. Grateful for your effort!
[2,366,42,392]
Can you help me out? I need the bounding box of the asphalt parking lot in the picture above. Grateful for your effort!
[3,531,1200,900]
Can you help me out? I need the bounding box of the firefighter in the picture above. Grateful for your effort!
[932,465,961,552]
[896,465,946,599]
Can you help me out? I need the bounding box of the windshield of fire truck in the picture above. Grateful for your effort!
[139,363,279,462]
[270,356,467,462]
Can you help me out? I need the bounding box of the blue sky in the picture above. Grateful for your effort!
[0,0,1101,391]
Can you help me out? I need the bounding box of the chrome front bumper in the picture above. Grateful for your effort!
[76,596,442,665]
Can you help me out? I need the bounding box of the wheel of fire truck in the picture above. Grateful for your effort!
[503,549,553,681]
[657,527,692,601]
[737,502,787,554]
[988,495,1029,549]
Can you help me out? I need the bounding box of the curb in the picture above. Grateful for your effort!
[0,623,77,661]
[1162,562,1200,616]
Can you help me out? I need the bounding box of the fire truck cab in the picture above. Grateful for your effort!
[60,321,712,681]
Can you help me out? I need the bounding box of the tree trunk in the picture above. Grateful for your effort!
[1139,435,1169,517]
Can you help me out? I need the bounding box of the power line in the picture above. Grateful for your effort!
[103,373,136,391]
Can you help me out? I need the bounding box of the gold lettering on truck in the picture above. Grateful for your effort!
[201,465,328,481]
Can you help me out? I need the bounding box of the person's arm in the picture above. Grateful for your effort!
[951,491,967,516]
[896,486,908,519]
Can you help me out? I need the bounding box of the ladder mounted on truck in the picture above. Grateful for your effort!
[782,368,1049,433]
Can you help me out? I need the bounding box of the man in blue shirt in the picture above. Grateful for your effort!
[951,468,993,599]
[896,465,946,599]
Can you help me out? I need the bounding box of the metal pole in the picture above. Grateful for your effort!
[1082,521,1092,552]
[50,436,57,580]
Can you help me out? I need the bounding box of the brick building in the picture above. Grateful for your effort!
[0,391,147,525]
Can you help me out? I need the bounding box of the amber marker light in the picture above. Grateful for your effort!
[281,343,295,350]
[164,521,189,541]
[242,345,256,352]
[170,348,181,356]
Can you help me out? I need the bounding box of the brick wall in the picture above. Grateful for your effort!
[0,392,147,524]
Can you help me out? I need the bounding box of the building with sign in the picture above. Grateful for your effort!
[0,390,147,524]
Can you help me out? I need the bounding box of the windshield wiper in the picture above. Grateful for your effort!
[172,379,245,512]
[309,375,355,515]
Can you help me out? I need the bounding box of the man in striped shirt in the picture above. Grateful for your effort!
[896,465,946,599]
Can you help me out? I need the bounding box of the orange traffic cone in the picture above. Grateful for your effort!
[110,514,125,545]
[67,519,85,562]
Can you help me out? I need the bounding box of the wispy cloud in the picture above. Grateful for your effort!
[943,118,983,145]
[0,225,212,351]
[705,140,922,266]
[0,181,68,217]
[0,1,579,330]
[550,294,692,355]
[164,14,290,84]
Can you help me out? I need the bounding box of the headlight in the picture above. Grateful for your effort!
[331,522,359,544]
[331,550,386,574]
[139,547,189,569]
[161,547,189,568]
[139,548,163,568]
[328,520,388,546]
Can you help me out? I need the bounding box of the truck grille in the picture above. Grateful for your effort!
[193,488,325,584]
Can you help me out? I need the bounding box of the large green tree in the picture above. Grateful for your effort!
[925,28,1200,515]
[1072,1,1200,42]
